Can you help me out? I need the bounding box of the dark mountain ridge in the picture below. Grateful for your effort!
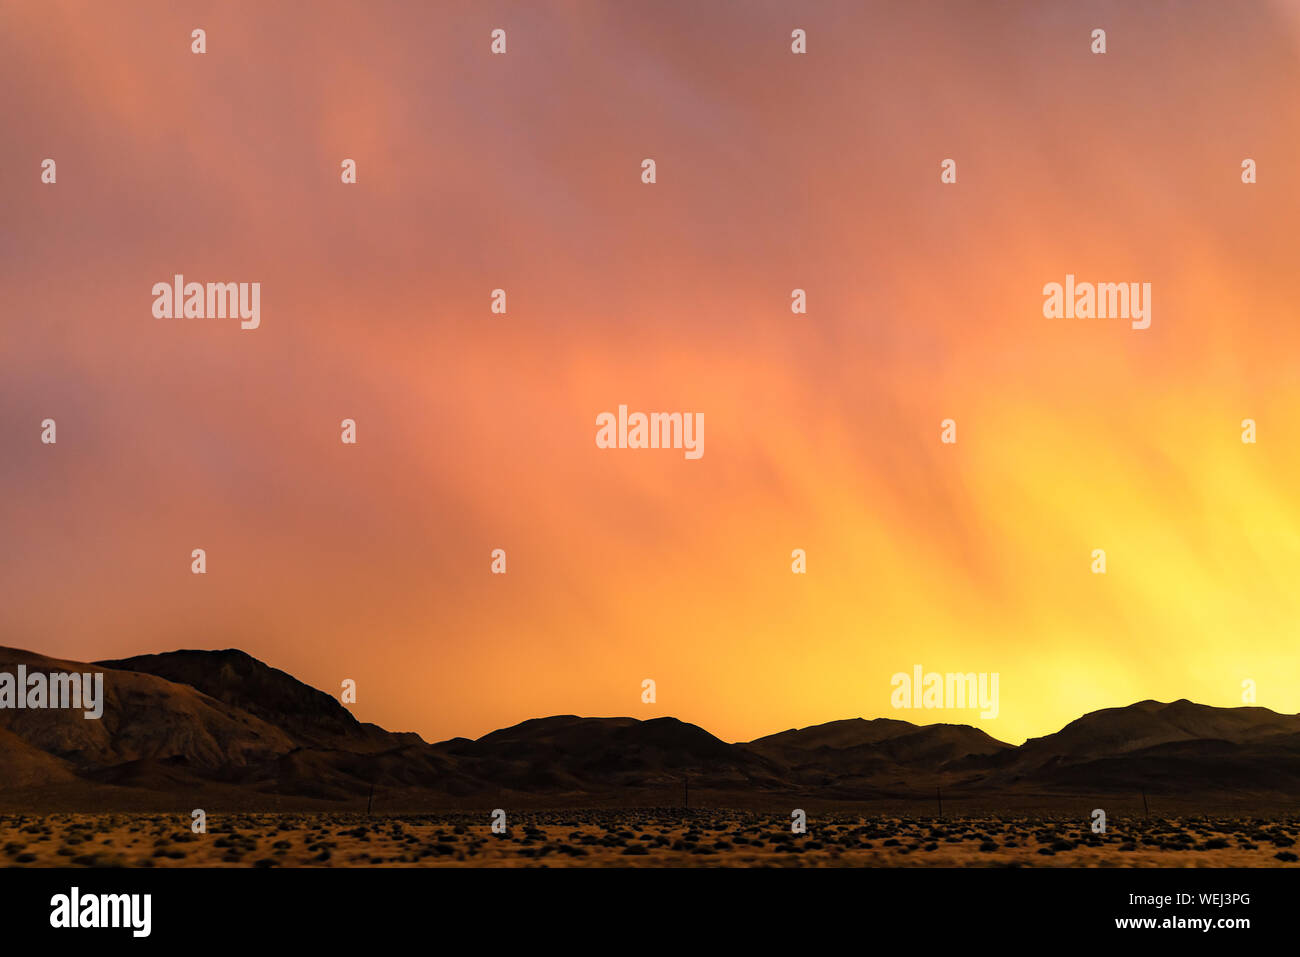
[2,646,1297,809]
[98,649,422,752]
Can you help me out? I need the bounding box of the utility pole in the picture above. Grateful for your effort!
[1141,790,1149,818]
[937,786,943,819]
[367,783,375,816]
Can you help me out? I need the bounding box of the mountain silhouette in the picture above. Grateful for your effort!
[2,646,1298,810]
[99,649,422,752]
[748,717,1011,767]
[441,715,786,791]
[984,699,1300,795]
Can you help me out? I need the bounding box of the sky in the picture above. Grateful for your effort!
[3,0,1300,747]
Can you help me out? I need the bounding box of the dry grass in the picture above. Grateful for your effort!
[1,810,1298,867]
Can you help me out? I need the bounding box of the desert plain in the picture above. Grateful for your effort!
[3,810,1298,867]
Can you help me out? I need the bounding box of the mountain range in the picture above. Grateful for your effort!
[2,646,1298,812]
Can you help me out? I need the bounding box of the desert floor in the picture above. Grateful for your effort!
[2,810,1298,867]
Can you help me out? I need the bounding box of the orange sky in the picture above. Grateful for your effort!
[3,1,1300,746]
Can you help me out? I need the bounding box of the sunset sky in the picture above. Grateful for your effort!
[3,1,1300,747]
